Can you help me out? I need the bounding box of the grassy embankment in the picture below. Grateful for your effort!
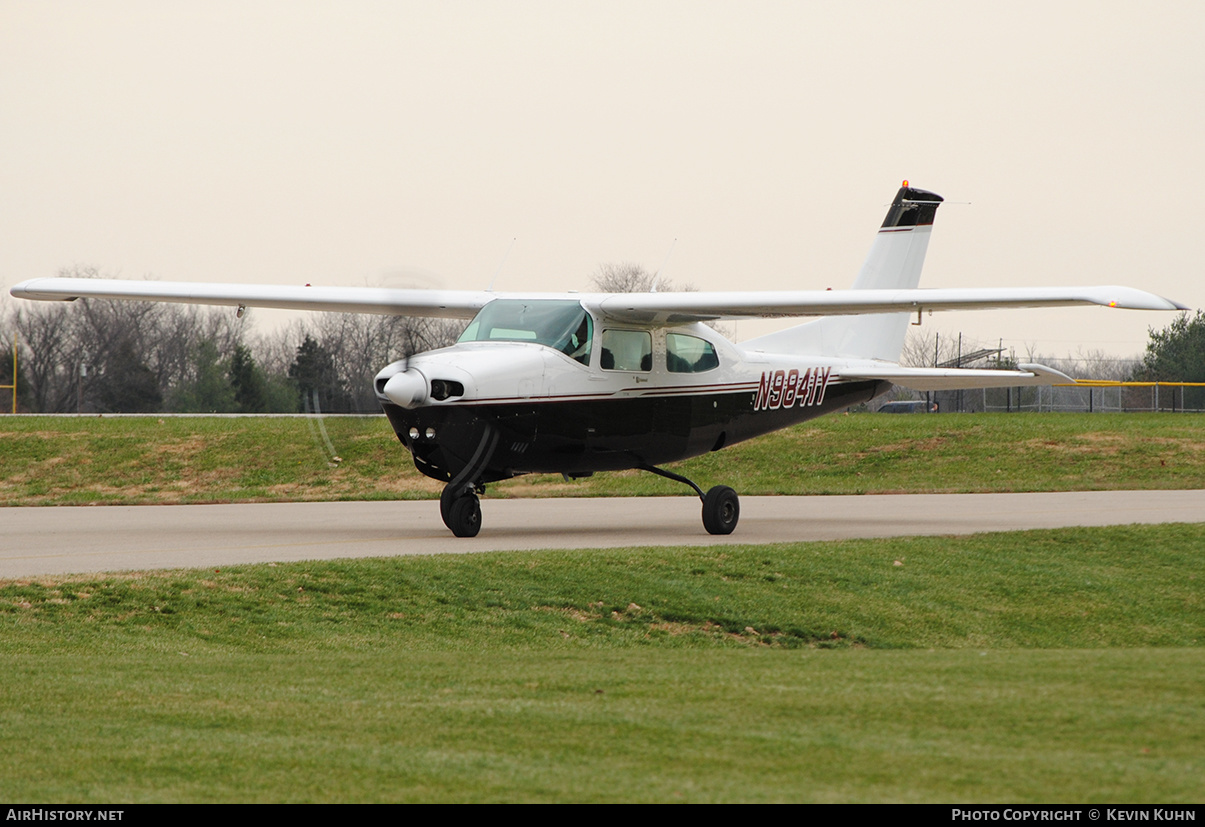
[2,524,1202,802]
[2,411,1204,505]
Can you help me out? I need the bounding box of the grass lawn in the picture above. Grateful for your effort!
[2,524,1202,802]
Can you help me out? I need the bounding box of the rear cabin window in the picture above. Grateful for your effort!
[459,300,592,366]
[600,329,652,372]
[666,333,719,373]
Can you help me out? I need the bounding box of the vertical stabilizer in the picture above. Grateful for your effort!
[745,183,944,361]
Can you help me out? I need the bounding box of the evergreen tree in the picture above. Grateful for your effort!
[1136,310,1205,409]
[98,339,163,413]
[228,343,267,413]
[1137,310,1205,383]
[288,335,349,412]
[169,340,236,412]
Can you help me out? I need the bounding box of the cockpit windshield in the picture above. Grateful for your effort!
[458,300,593,366]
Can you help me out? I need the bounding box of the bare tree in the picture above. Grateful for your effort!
[313,313,465,411]
[590,262,687,294]
[591,261,734,337]
[258,312,465,412]
[900,329,988,368]
[905,329,1141,380]
[153,304,244,394]
[10,300,76,412]
[1021,347,1139,382]
[6,266,253,412]
[0,309,22,412]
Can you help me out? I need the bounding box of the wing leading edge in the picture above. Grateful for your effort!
[594,286,1185,324]
[9,278,496,319]
[9,278,1186,322]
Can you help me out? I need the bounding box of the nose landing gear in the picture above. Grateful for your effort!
[438,422,498,538]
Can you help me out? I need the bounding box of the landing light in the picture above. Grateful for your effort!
[408,427,420,440]
[425,427,436,440]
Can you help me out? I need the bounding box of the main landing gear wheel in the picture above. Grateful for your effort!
[702,485,740,535]
[636,463,741,536]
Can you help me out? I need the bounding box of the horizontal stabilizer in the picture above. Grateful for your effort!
[840,363,1075,391]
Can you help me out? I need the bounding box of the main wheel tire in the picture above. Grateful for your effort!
[447,493,482,538]
[702,485,739,535]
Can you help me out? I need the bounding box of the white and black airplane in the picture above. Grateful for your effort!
[11,183,1185,537]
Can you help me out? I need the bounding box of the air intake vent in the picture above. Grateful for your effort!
[429,379,465,401]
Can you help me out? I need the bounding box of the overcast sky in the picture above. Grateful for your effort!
[2,0,1202,360]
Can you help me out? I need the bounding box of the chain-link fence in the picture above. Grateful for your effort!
[908,383,1205,414]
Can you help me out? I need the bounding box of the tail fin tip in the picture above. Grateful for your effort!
[881,184,944,230]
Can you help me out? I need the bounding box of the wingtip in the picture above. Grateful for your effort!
[1144,295,1190,312]
[10,277,85,302]
[1099,287,1190,312]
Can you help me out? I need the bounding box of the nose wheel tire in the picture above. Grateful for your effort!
[444,492,482,538]
[439,484,462,527]
[702,485,739,535]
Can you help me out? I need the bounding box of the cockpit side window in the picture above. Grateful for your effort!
[600,329,652,372]
[459,300,592,366]
[666,332,720,373]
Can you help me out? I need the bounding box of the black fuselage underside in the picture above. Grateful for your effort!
[382,379,889,484]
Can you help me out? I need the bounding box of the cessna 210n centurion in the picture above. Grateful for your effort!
[11,183,1185,537]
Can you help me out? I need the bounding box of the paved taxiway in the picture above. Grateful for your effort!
[3,490,1203,578]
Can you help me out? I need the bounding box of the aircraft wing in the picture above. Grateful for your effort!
[596,286,1186,323]
[10,278,1185,322]
[840,363,1075,391]
[9,278,497,319]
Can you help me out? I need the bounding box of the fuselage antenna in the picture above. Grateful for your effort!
[649,238,677,293]
[487,238,517,292]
